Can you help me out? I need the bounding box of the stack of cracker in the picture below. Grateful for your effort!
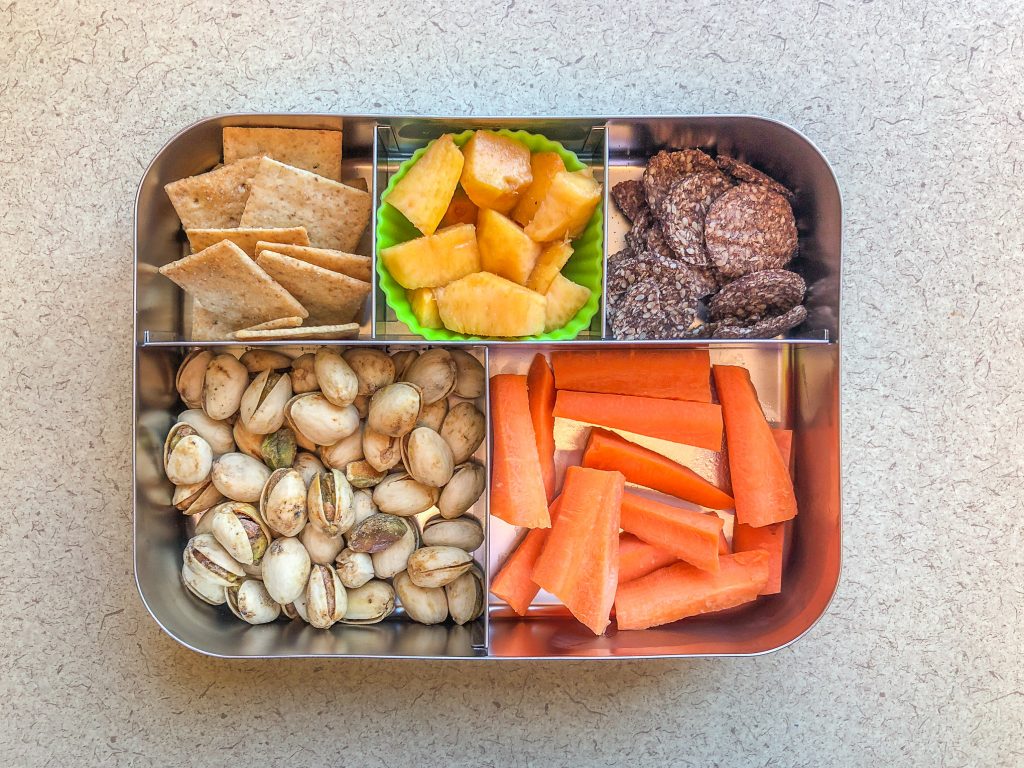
[158,126,373,340]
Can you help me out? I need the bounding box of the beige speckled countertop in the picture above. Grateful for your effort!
[2,1,1022,765]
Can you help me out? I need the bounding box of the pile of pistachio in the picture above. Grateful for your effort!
[167,345,487,629]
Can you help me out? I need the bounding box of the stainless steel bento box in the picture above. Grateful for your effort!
[134,114,841,658]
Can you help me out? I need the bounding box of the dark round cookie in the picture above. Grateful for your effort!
[715,155,794,201]
[712,304,807,339]
[642,149,718,210]
[709,269,806,322]
[656,171,733,265]
[607,243,718,302]
[705,184,798,278]
[611,179,648,223]
[610,278,697,340]
[625,210,676,264]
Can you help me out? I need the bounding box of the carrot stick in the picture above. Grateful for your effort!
[526,354,557,502]
[619,491,723,572]
[489,496,563,615]
[490,374,550,528]
[553,391,723,451]
[582,428,733,509]
[730,428,795,595]
[615,550,771,630]
[706,512,730,555]
[551,349,711,402]
[617,533,678,584]
[532,466,624,635]
[713,365,797,527]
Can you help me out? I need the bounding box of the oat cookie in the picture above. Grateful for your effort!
[625,210,676,264]
[656,171,733,265]
[712,304,807,339]
[642,149,718,209]
[705,184,798,278]
[611,179,648,222]
[715,155,794,201]
[610,278,697,339]
[709,269,806,322]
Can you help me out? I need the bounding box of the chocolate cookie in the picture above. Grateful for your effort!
[611,179,648,222]
[712,304,807,339]
[656,170,733,265]
[715,155,794,201]
[625,209,676,264]
[642,149,718,210]
[709,269,806,322]
[610,277,698,339]
[705,184,798,278]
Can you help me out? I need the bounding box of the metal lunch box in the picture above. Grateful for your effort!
[134,114,841,658]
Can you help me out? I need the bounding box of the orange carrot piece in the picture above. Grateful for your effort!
[730,428,794,595]
[582,428,733,510]
[553,391,723,451]
[619,491,723,572]
[551,349,711,402]
[617,533,678,584]
[532,466,624,635]
[490,374,550,528]
[489,496,563,615]
[706,512,730,555]
[713,366,797,527]
[526,354,557,502]
[615,550,771,630]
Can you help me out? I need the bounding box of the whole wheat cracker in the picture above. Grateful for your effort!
[223,127,343,181]
[164,156,265,229]
[255,250,370,326]
[185,227,309,257]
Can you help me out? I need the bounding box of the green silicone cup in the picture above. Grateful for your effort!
[376,129,603,341]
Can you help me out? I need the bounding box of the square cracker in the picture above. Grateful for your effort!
[185,226,309,257]
[190,303,241,341]
[159,240,308,331]
[223,127,343,181]
[240,158,371,252]
[234,323,361,341]
[164,156,265,229]
[256,250,370,325]
[234,316,305,334]
[254,242,371,282]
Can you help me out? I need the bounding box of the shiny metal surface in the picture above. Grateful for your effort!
[134,114,842,659]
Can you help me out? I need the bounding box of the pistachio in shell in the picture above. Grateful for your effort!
[289,353,319,394]
[239,349,292,373]
[183,533,245,587]
[307,468,355,536]
[362,426,403,473]
[321,428,365,470]
[287,392,360,446]
[305,564,347,629]
[351,489,378,526]
[341,580,396,624]
[259,467,308,537]
[261,536,312,605]
[173,480,224,517]
[416,397,448,432]
[335,548,374,589]
[239,369,292,435]
[299,521,346,565]
[445,565,484,625]
[177,408,235,455]
[211,452,272,503]
[227,579,281,624]
[372,472,440,516]
[370,516,420,579]
[421,514,484,552]
[261,427,297,470]
[314,347,358,407]
[232,418,265,460]
[202,353,248,421]
[293,451,326,487]
[437,461,486,519]
[176,350,213,409]
[209,501,272,565]
[440,402,486,464]
[402,427,455,488]
[402,348,456,404]
[394,571,448,625]
[390,349,418,378]
[181,561,226,605]
[352,394,370,419]
[346,459,386,488]
[367,382,422,437]
[449,349,485,399]
[346,513,408,553]
[406,546,473,589]
[343,348,396,396]
[164,423,214,485]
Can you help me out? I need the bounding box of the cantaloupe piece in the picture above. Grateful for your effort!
[438,186,479,228]
[460,131,533,213]
[543,273,591,332]
[436,272,546,338]
[384,133,464,235]
[408,288,443,329]
[526,240,574,294]
[524,170,601,242]
[512,151,567,226]
[380,223,479,289]
[477,208,542,285]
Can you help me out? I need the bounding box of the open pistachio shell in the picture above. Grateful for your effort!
[367,382,422,437]
[314,348,359,407]
[362,427,403,473]
[299,520,346,565]
[184,533,245,587]
[211,452,272,503]
[450,349,485,399]
[308,469,355,536]
[173,480,224,517]
[293,451,326,487]
[239,349,292,373]
[261,536,312,605]
[335,548,375,589]
[370,517,421,579]
[406,546,473,589]
[372,472,440,516]
[202,353,248,420]
[227,579,281,624]
[342,348,396,396]
[402,348,457,404]
[240,369,292,435]
[341,580,396,624]
[437,462,486,519]
[289,353,319,394]
[164,424,214,485]
[394,571,448,625]
[181,561,227,605]
[305,564,347,629]
[320,428,365,470]
[176,350,213,409]
[209,501,272,565]
[178,409,236,456]
[440,402,486,464]
[259,467,307,537]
